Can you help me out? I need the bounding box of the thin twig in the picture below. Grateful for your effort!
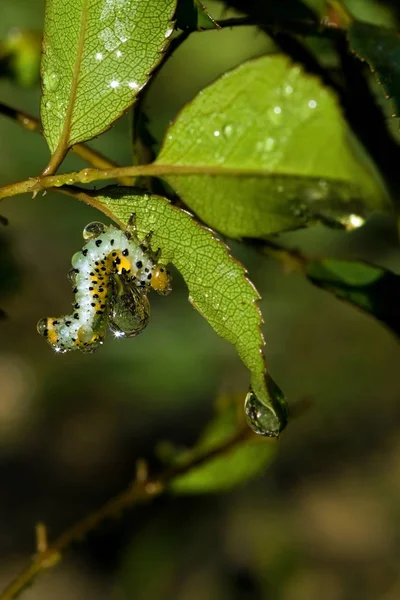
[0,102,131,185]
[0,425,254,600]
[0,162,357,202]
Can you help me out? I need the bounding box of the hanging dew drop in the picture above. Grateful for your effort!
[245,392,280,437]
[244,376,287,437]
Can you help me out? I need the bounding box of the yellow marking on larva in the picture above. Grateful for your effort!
[47,320,58,345]
[116,255,131,274]
[151,267,170,293]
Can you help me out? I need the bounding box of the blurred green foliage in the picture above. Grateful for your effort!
[1,1,400,599]
[0,28,41,87]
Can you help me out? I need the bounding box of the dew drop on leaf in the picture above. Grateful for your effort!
[222,123,233,138]
[245,376,287,437]
[245,392,280,437]
[43,72,59,92]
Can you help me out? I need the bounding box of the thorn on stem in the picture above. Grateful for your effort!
[35,522,48,554]
[135,458,149,484]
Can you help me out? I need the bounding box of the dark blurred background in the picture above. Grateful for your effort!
[1,1,400,598]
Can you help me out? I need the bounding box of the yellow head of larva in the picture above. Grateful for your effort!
[151,265,172,295]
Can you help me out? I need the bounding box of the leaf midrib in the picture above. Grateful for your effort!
[44,0,89,174]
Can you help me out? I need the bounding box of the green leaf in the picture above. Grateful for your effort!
[0,29,41,87]
[92,188,287,435]
[348,21,400,118]
[306,258,400,337]
[166,399,276,493]
[155,55,389,239]
[175,0,218,31]
[41,0,176,158]
[263,240,400,339]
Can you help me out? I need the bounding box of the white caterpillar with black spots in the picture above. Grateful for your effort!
[37,218,171,353]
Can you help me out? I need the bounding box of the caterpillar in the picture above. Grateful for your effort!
[37,216,171,353]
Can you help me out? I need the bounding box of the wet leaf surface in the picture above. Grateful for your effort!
[41,0,176,155]
[93,188,287,435]
[156,55,388,239]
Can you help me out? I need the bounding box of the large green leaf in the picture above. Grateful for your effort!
[41,0,176,157]
[349,21,400,118]
[91,188,287,435]
[156,55,388,239]
[166,399,275,493]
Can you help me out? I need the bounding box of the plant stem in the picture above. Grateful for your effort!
[0,163,355,202]
[0,102,132,184]
[0,425,253,600]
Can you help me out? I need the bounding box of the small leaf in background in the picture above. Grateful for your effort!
[348,21,400,118]
[263,240,400,339]
[175,0,219,31]
[156,55,388,239]
[306,258,400,338]
[41,0,176,158]
[0,29,41,87]
[93,188,287,435]
[164,396,275,493]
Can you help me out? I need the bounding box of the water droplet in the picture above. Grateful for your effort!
[43,72,59,92]
[213,130,220,137]
[83,221,106,240]
[37,318,48,337]
[109,276,150,338]
[308,100,317,109]
[349,214,364,228]
[78,325,94,344]
[284,84,293,96]
[222,123,233,138]
[340,213,365,230]
[67,268,77,284]
[274,106,282,115]
[80,169,92,183]
[45,101,52,109]
[109,80,120,89]
[244,377,287,437]
[245,392,280,437]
